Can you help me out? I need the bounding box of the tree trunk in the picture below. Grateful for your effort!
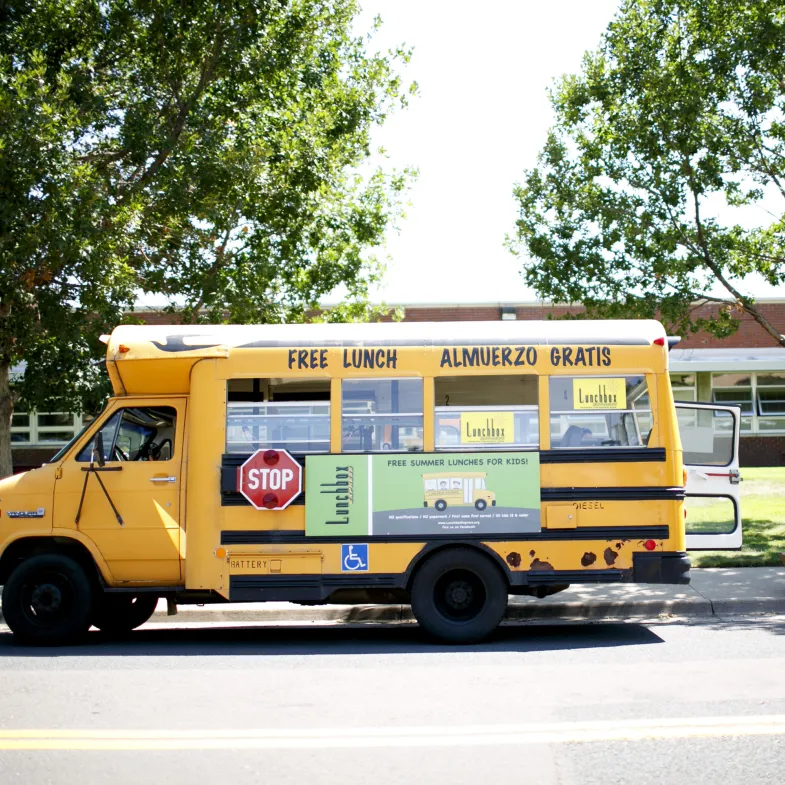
[0,362,14,479]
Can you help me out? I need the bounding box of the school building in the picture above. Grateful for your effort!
[10,298,785,471]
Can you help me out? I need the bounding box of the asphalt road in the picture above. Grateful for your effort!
[1,618,785,784]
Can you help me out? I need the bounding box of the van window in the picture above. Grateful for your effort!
[226,378,330,454]
[676,407,734,466]
[342,378,423,452]
[549,376,651,448]
[77,407,177,462]
[434,375,538,451]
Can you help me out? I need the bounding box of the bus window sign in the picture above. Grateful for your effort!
[460,411,514,444]
[572,378,627,410]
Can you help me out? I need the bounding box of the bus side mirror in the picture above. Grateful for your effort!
[91,431,106,467]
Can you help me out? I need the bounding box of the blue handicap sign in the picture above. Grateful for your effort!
[341,543,369,572]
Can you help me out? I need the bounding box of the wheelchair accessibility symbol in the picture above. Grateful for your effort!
[341,544,369,572]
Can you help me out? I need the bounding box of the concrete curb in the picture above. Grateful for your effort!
[143,595,785,626]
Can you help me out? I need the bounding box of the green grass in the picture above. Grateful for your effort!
[689,467,785,567]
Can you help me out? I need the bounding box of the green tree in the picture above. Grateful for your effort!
[509,0,785,346]
[0,0,415,477]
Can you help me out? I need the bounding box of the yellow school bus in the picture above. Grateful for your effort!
[0,321,741,644]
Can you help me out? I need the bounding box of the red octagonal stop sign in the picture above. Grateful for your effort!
[238,449,302,510]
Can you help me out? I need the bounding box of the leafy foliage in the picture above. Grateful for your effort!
[0,1,415,474]
[509,0,785,345]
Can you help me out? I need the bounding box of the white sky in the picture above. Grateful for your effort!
[354,0,783,305]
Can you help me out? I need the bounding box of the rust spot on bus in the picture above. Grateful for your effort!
[529,550,536,557]
[604,547,618,566]
[581,552,597,567]
[530,558,554,571]
[506,552,522,568]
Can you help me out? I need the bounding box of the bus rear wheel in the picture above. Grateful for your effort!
[411,548,508,644]
[2,554,94,646]
[435,500,447,512]
[91,594,159,636]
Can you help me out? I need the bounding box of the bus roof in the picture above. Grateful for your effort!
[107,319,665,356]
[103,320,666,395]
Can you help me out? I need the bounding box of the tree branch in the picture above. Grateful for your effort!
[117,31,226,205]
[187,226,234,323]
[685,160,785,347]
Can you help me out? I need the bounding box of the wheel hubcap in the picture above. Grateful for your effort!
[447,581,472,609]
[433,569,486,622]
[31,583,63,615]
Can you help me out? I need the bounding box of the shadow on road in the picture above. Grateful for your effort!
[0,621,664,657]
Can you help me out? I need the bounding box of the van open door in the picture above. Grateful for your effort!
[676,402,742,550]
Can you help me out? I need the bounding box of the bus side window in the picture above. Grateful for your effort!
[549,376,652,449]
[434,374,538,451]
[342,379,423,453]
[226,377,331,454]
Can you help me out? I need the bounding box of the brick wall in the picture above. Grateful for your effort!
[674,301,785,349]
[12,447,58,473]
[739,436,785,467]
[395,302,785,349]
[130,300,785,349]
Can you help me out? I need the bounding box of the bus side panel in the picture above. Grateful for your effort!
[185,358,230,595]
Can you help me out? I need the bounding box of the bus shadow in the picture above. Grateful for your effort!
[0,621,664,657]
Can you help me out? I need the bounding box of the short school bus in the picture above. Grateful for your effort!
[0,321,741,644]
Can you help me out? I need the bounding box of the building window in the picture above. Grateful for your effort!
[36,413,78,443]
[670,374,696,402]
[549,376,652,448]
[342,378,423,452]
[756,373,785,433]
[711,373,753,432]
[434,375,538,451]
[11,412,31,444]
[10,411,91,446]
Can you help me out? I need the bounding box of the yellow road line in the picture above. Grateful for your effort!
[2,716,785,750]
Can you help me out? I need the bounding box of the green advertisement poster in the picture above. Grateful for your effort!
[305,452,541,537]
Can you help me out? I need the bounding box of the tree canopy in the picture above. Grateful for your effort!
[509,0,785,346]
[0,0,415,476]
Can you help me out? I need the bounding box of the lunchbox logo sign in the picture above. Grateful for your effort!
[572,378,626,410]
[460,412,514,444]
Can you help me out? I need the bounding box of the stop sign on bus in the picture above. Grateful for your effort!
[238,449,302,510]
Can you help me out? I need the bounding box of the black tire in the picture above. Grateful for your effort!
[410,547,508,644]
[435,499,447,512]
[475,499,487,511]
[2,554,94,645]
[91,594,159,636]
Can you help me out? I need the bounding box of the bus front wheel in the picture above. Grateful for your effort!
[91,593,159,636]
[435,500,447,512]
[475,499,487,511]
[1,553,94,646]
[410,548,508,644]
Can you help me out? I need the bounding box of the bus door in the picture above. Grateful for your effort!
[675,402,742,550]
[54,399,186,581]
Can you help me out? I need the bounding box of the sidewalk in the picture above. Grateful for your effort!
[145,567,785,627]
